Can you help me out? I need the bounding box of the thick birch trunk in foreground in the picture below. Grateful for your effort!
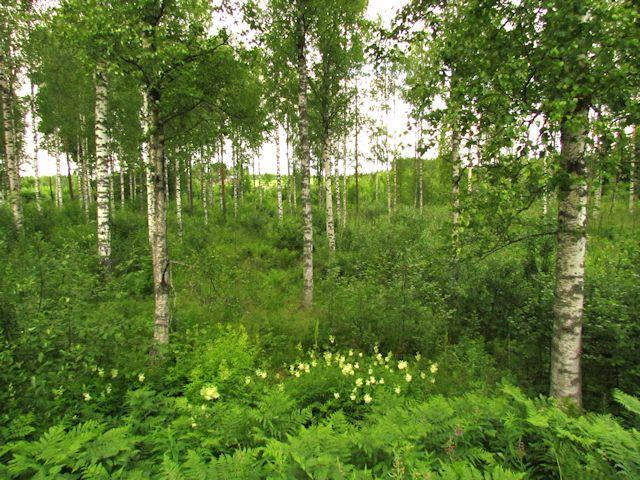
[297,16,314,307]
[147,86,170,346]
[275,128,283,223]
[142,93,155,246]
[94,65,111,268]
[31,84,41,212]
[0,61,23,230]
[550,103,589,407]
[323,134,336,252]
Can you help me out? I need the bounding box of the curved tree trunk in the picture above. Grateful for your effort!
[550,102,589,407]
[94,65,111,268]
[297,13,314,307]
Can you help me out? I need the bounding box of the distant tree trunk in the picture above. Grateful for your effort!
[275,128,283,223]
[286,127,293,210]
[342,135,347,228]
[219,140,227,222]
[175,154,183,239]
[323,133,336,252]
[335,144,342,227]
[94,65,111,268]
[550,101,589,407]
[297,12,314,307]
[418,122,424,212]
[64,140,75,201]
[451,128,462,254]
[393,155,398,209]
[79,139,89,221]
[232,142,238,220]
[111,156,117,212]
[119,160,125,207]
[0,51,22,230]
[386,154,392,216]
[354,84,359,214]
[201,154,209,226]
[187,155,193,214]
[543,156,549,216]
[147,84,170,347]
[630,125,637,214]
[55,148,63,208]
[30,84,41,212]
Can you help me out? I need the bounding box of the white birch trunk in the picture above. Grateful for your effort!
[342,135,347,228]
[175,155,183,239]
[94,65,111,268]
[202,155,209,226]
[0,64,22,230]
[550,103,589,407]
[55,148,63,208]
[451,129,462,254]
[30,84,41,212]
[323,134,336,252]
[335,146,342,227]
[119,160,125,207]
[297,18,314,307]
[630,125,637,214]
[275,128,283,223]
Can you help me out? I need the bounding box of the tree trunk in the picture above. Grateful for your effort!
[147,85,170,346]
[79,139,89,221]
[323,133,336,252]
[335,142,342,227]
[30,84,41,212]
[232,142,238,219]
[120,160,125,207]
[94,65,111,268]
[550,102,589,407]
[297,14,314,307]
[276,128,283,223]
[64,138,75,201]
[55,148,63,207]
[0,60,22,230]
[187,155,193,214]
[202,154,209,226]
[175,154,183,239]
[354,85,359,215]
[451,128,462,254]
[142,93,155,246]
[630,125,637,214]
[219,139,227,222]
[342,135,347,228]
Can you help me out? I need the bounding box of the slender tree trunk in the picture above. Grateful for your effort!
[297,15,314,307]
[202,155,209,226]
[342,135,347,228]
[219,140,227,222]
[276,128,283,223]
[64,139,75,201]
[120,160,125,207]
[630,125,637,214]
[129,166,134,203]
[30,84,41,212]
[79,140,89,221]
[286,127,293,210]
[147,85,170,346]
[175,154,183,239]
[335,144,342,227]
[386,155,392,216]
[187,155,193,214]
[94,65,111,268]
[55,147,63,207]
[354,83,359,214]
[233,143,240,219]
[142,93,155,246]
[323,133,336,252]
[550,102,589,407]
[451,128,462,254]
[0,61,22,230]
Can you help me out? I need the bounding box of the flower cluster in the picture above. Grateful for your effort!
[200,385,220,401]
[285,337,438,405]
